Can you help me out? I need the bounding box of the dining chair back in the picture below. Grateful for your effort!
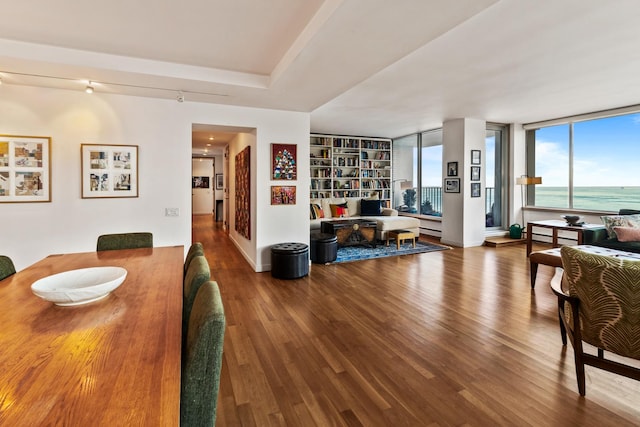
[0,256,16,281]
[551,245,640,395]
[181,280,225,427]
[184,242,204,277]
[183,255,211,347]
[96,232,153,251]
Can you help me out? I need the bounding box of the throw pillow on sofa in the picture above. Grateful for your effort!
[613,226,640,242]
[360,199,382,216]
[310,203,324,220]
[601,214,640,239]
[330,203,349,218]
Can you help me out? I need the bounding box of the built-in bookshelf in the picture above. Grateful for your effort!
[310,134,392,204]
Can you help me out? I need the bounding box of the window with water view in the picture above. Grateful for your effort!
[529,111,640,211]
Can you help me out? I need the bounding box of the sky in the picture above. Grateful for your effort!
[535,113,640,187]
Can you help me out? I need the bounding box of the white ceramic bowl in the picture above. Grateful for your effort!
[31,266,127,306]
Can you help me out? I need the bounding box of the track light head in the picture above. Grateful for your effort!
[177,91,185,103]
[85,82,94,94]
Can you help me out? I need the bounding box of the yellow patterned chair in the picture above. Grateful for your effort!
[550,246,640,395]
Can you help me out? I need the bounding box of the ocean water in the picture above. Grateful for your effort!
[535,186,640,211]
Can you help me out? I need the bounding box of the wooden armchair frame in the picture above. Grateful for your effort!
[550,247,640,396]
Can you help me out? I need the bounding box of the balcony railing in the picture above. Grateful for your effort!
[400,186,495,219]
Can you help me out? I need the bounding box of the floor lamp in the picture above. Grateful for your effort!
[516,175,542,226]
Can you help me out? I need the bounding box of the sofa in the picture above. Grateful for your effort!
[310,197,420,241]
[587,209,640,253]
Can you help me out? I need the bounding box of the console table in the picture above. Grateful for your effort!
[526,220,606,256]
[321,219,377,247]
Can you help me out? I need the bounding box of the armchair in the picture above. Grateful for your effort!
[550,246,640,395]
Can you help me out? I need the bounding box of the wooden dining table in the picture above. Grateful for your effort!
[0,246,184,426]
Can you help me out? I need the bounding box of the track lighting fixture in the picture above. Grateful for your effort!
[85,82,94,93]
[177,91,185,103]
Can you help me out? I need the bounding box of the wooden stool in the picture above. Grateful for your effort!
[529,248,562,289]
[387,230,415,250]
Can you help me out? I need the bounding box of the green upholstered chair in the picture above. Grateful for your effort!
[184,242,204,277]
[550,246,640,395]
[183,256,211,347]
[181,280,225,427]
[0,256,16,281]
[96,232,153,251]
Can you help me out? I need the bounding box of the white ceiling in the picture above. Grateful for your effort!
[1,0,640,148]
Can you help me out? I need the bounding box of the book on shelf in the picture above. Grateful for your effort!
[310,134,392,202]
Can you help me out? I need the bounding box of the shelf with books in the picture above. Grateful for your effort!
[310,134,392,204]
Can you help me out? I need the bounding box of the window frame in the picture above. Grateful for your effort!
[524,105,640,211]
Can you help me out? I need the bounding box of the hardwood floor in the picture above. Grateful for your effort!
[192,215,640,427]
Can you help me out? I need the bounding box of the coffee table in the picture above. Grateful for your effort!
[321,219,377,248]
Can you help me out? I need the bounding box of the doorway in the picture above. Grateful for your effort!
[192,157,215,215]
[191,124,255,232]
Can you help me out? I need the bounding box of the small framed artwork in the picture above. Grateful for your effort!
[444,178,460,193]
[471,182,481,197]
[271,143,297,180]
[192,176,209,188]
[471,150,481,165]
[81,144,138,198]
[471,166,481,181]
[215,173,223,190]
[271,185,296,205]
[447,161,458,177]
[0,134,51,203]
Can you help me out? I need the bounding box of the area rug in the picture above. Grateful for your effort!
[333,241,450,263]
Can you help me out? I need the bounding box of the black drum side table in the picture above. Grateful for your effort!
[271,242,309,279]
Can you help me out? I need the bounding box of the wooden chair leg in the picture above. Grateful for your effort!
[575,347,586,396]
[557,300,567,346]
[530,262,539,289]
[569,302,587,396]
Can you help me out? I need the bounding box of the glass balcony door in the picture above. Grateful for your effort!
[485,125,506,228]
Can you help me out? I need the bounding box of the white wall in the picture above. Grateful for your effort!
[226,123,312,272]
[441,118,487,247]
[0,84,310,271]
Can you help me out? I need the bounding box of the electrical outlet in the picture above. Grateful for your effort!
[165,208,179,217]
